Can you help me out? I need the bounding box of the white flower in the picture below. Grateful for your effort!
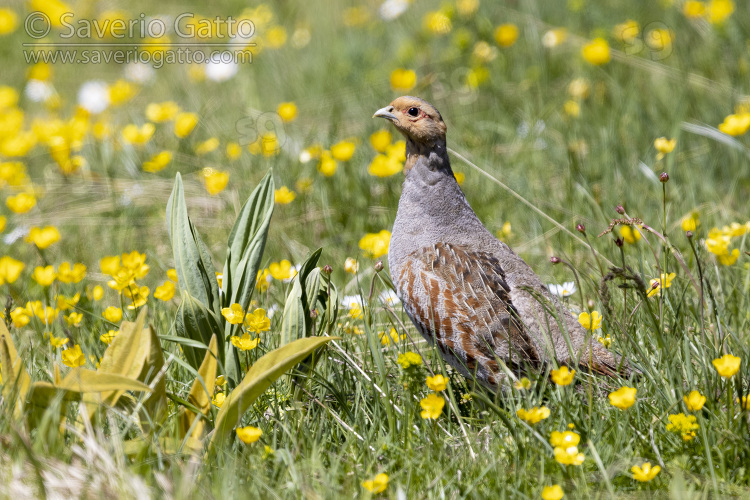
[205,54,238,82]
[24,79,55,102]
[78,80,110,114]
[124,62,155,83]
[548,281,576,297]
[379,0,409,21]
[342,295,363,309]
[299,149,312,163]
[380,289,401,306]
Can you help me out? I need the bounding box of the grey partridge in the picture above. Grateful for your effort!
[373,96,629,390]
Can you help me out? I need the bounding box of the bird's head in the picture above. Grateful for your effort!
[373,96,447,146]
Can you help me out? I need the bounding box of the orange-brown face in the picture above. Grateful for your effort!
[373,96,447,145]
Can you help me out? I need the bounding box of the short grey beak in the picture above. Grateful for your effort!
[373,106,397,122]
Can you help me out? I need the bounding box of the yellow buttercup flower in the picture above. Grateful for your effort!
[738,395,750,410]
[10,307,30,327]
[378,328,403,345]
[245,308,271,333]
[424,11,451,35]
[230,332,259,351]
[317,151,337,176]
[582,38,610,65]
[174,112,199,138]
[681,213,699,232]
[32,265,56,286]
[420,393,445,419]
[212,392,225,408]
[256,268,271,292]
[513,377,532,390]
[654,137,676,160]
[707,0,735,24]
[0,8,18,35]
[578,311,602,331]
[550,430,580,448]
[64,311,83,327]
[554,445,585,465]
[330,140,356,161]
[619,225,641,244]
[89,285,104,301]
[195,137,220,155]
[397,351,422,370]
[647,272,676,298]
[712,354,741,378]
[108,79,136,105]
[236,426,263,444]
[426,374,448,392]
[359,230,391,258]
[609,387,637,410]
[121,123,155,145]
[718,112,750,136]
[666,412,699,441]
[154,280,175,301]
[274,186,296,204]
[222,303,245,324]
[269,260,295,280]
[143,151,172,173]
[494,24,519,47]
[551,366,575,386]
[56,293,80,310]
[123,285,149,309]
[145,101,179,122]
[368,154,402,177]
[361,473,389,494]
[541,484,564,500]
[57,262,86,283]
[683,1,706,18]
[49,333,69,349]
[6,192,36,214]
[202,168,229,195]
[370,129,392,153]
[61,344,86,368]
[390,68,417,92]
[100,329,118,345]
[277,102,297,123]
[631,462,661,482]
[25,226,60,249]
[516,406,551,424]
[226,142,242,160]
[103,306,123,323]
[683,390,706,411]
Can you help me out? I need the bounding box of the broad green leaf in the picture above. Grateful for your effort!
[176,291,223,370]
[86,307,167,430]
[279,248,322,346]
[209,336,338,450]
[220,170,274,383]
[179,334,218,439]
[59,368,153,393]
[221,169,275,308]
[167,172,221,316]
[1,319,32,418]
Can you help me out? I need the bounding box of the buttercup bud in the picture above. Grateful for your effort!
[374,261,384,272]
[659,172,669,183]
[616,205,625,215]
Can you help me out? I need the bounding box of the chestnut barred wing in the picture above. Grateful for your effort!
[395,243,540,388]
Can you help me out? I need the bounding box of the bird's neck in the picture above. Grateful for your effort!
[390,138,489,263]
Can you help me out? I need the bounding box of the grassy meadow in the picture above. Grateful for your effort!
[2,0,750,498]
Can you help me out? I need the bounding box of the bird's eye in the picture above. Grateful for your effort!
[407,107,420,117]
